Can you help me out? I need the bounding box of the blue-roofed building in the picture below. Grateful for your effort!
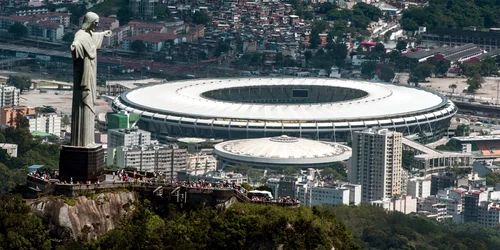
[28,165,44,173]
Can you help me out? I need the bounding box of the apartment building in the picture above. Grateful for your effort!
[26,21,64,41]
[297,182,362,206]
[107,127,151,148]
[407,177,431,199]
[114,144,187,179]
[186,154,217,174]
[26,113,61,136]
[0,86,20,107]
[349,128,403,203]
[0,106,35,127]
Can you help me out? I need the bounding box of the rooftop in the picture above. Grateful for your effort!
[123,32,178,43]
[214,135,352,165]
[120,78,449,122]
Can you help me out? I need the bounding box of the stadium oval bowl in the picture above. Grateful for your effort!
[111,78,457,142]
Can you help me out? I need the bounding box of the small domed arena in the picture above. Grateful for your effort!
[111,78,457,142]
[213,135,352,169]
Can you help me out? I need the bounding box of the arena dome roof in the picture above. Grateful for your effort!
[214,135,352,165]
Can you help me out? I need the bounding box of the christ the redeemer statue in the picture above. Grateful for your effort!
[70,12,112,147]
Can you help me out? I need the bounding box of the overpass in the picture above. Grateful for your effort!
[454,100,500,117]
[31,79,73,89]
[0,58,34,68]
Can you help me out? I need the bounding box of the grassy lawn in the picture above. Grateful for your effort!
[90,0,125,17]
[38,82,58,87]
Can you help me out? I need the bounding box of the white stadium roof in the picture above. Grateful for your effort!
[214,135,352,165]
[121,78,446,122]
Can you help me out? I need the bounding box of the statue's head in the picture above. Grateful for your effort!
[82,12,99,31]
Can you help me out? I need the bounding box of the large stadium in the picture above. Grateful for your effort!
[111,78,457,142]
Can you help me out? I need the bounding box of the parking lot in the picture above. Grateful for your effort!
[20,90,111,115]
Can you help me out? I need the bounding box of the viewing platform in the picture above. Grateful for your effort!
[26,175,300,209]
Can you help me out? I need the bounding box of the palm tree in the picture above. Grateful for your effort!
[449,83,457,96]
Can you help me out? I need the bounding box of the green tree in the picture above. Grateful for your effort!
[304,50,313,63]
[311,20,329,33]
[240,182,252,191]
[485,172,500,185]
[192,11,210,25]
[480,56,498,76]
[380,66,395,82]
[401,18,419,32]
[283,166,300,175]
[449,83,457,94]
[131,40,147,54]
[68,4,86,25]
[61,114,70,127]
[321,162,347,181]
[353,2,382,21]
[464,62,482,78]
[396,40,408,52]
[435,139,461,152]
[402,150,415,170]
[117,6,133,25]
[434,59,451,76]
[316,2,338,14]
[373,43,385,54]
[309,31,321,49]
[455,124,471,136]
[34,105,56,114]
[14,111,29,130]
[361,61,377,79]
[8,22,27,38]
[351,14,371,28]
[410,63,433,82]
[6,75,31,93]
[0,195,52,249]
[214,42,230,57]
[326,42,348,68]
[467,77,482,92]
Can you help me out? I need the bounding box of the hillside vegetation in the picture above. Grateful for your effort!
[320,205,500,250]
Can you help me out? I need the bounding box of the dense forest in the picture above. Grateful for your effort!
[3,193,500,250]
[401,0,500,31]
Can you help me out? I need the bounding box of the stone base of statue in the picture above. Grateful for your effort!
[59,145,105,183]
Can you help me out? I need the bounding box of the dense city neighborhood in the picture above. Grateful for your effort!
[2,0,500,249]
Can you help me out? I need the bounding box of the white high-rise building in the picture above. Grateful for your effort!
[26,113,61,136]
[0,86,20,107]
[349,128,403,203]
[108,127,151,148]
[296,182,362,206]
[112,144,187,179]
[407,177,431,198]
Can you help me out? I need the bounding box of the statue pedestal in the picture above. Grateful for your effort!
[59,145,105,183]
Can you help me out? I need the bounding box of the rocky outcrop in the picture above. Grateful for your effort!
[29,192,137,241]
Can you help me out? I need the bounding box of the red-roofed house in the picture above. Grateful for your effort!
[31,12,71,27]
[122,32,181,52]
[79,16,119,30]
[0,15,31,30]
[26,20,64,41]
[128,21,166,35]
